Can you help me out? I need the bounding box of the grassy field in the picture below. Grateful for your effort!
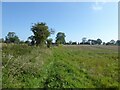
[2,44,119,88]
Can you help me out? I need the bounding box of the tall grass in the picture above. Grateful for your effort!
[2,44,52,88]
[2,44,119,88]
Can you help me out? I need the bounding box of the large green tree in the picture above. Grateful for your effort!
[56,32,66,45]
[5,32,20,43]
[31,22,50,46]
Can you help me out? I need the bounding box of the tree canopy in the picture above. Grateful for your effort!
[0,38,4,43]
[31,22,51,46]
[5,32,20,43]
[56,32,66,45]
[82,37,87,44]
[97,38,102,45]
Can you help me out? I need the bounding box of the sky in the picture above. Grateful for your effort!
[2,2,118,43]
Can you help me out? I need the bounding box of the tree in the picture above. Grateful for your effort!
[88,39,92,45]
[103,42,106,45]
[5,32,20,43]
[110,40,115,45]
[19,40,25,44]
[31,22,50,46]
[106,42,110,45]
[97,38,102,45]
[28,35,35,46]
[56,32,66,45]
[69,40,72,45]
[0,38,4,43]
[91,40,98,45]
[116,40,120,46]
[25,40,30,44]
[72,42,77,45]
[82,37,87,44]
[46,38,53,48]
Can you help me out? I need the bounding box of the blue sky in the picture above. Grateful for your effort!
[2,2,118,42]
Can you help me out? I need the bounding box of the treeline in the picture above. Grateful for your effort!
[0,22,120,47]
[0,22,66,48]
[65,38,120,46]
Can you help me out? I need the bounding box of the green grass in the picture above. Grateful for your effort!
[2,44,119,88]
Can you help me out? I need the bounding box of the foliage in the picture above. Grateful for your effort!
[46,38,53,48]
[97,38,102,45]
[109,40,116,45]
[0,38,4,43]
[5,32,20,43]
[24,40,30,44]
[2,44,119,88]
[72,42,77,45]
[19,40,25,44]
[106,40,116,45]
[28,35,35,46]
[56,32,66,45]
[82,37,87,44]
[116,40,120,46]
[31,22,50,46]
[103,42,106,45]
[69,41,72,45]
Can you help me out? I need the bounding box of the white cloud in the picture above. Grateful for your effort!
[92,2,105,11]
[92,5,103,10]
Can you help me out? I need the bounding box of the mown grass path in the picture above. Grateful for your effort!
[39,46,118,88]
